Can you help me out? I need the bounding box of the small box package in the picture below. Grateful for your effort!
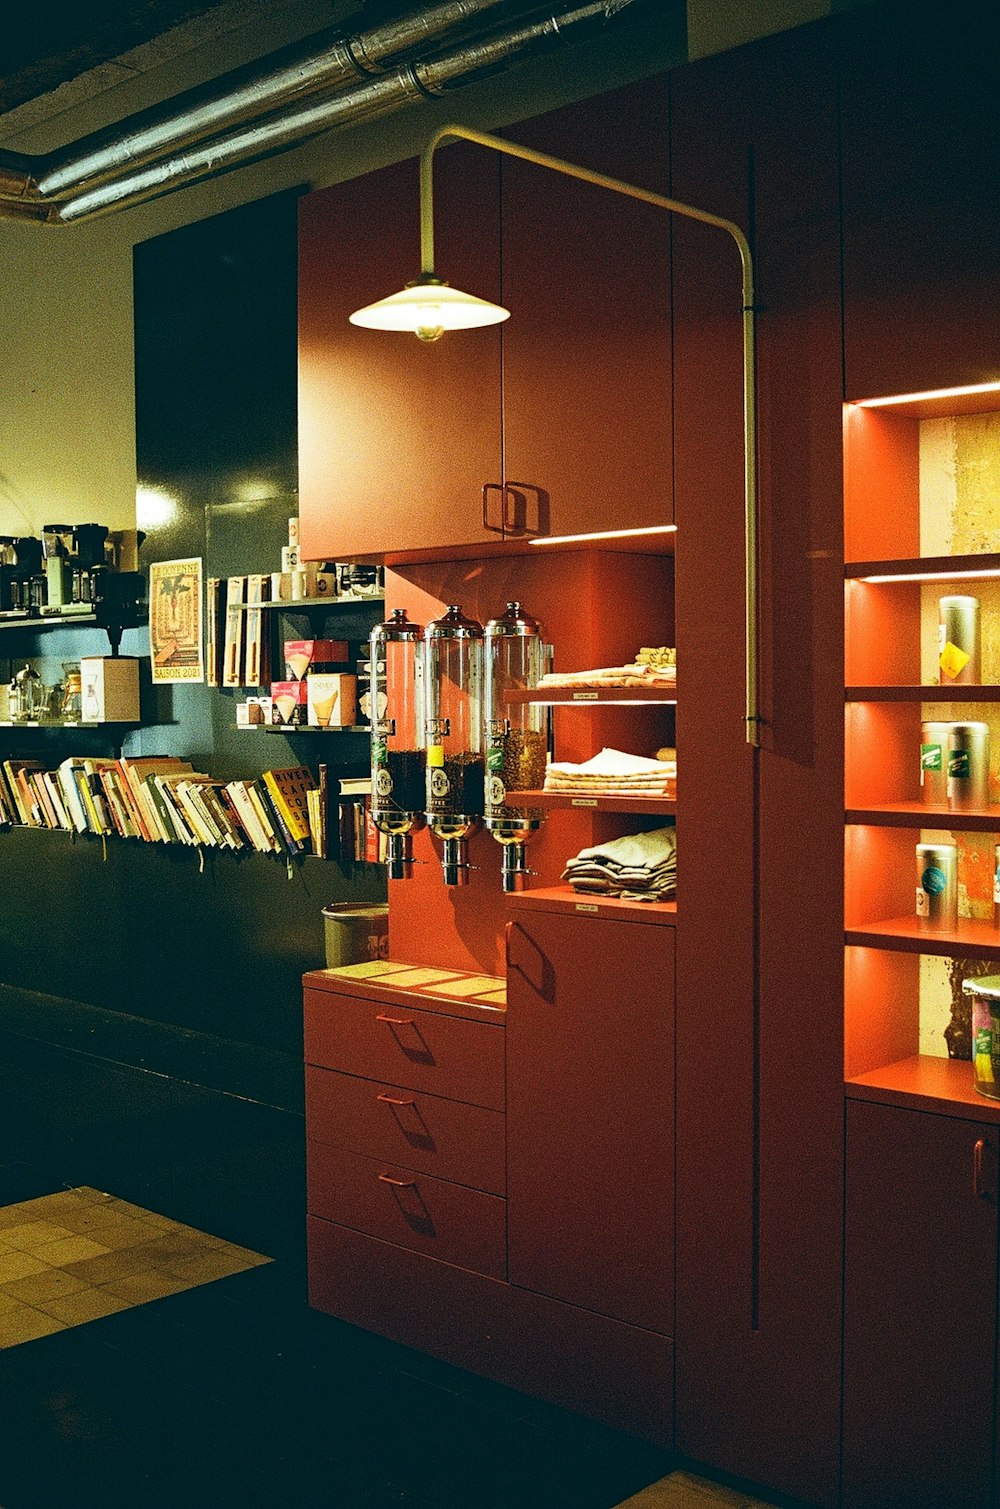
[270,680,308,726]
[283,639,348,680]
[80,657,140,723]
[307,672,357,728]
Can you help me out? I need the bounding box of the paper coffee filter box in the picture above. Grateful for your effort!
[307,673,357,727]
[271,680,308,724]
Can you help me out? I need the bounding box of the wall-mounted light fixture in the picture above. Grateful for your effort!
[350,124,761,746]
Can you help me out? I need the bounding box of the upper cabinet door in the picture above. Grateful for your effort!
[501,78,674,538]
[841,6,1000,400]
[298,147,503,562]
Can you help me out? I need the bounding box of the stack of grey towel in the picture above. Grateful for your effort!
[562,824,676,901]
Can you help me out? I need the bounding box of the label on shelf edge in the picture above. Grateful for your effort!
[575,902,600,914]
[571,798,599,807]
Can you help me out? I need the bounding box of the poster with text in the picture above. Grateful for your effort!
[149,557,204,683]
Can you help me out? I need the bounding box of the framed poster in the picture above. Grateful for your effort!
[149,557,204,684]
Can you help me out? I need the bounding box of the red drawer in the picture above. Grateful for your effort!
[305,1066,506,1195]
[307,1141,507,1279]
[304,988,505,1110]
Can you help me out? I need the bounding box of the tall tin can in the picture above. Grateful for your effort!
[915,841,958,930]
[920,720,951,806]
[947,721,990,809]
[938,594,980,684]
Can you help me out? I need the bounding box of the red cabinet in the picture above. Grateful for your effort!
[843,1096,999,1509]
[298,144,503,562]
[840,4,1000,400]
[297,78,672,563]
[505,901,674,1336]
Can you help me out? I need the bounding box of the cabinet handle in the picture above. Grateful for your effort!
[973,1137,989,1199]
[375,1014,414,1026]
[377,1093,416,1107]
[481,482,505,533]
[378,1174,417,1188]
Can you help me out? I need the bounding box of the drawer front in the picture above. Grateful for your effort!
[305,1065,506,1196]
[307,1141,507,1279]
[304,988,505,1109]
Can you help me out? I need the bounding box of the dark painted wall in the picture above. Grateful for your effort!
[0,190,385,1111]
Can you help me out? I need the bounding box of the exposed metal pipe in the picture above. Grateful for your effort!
[0,0,652,226]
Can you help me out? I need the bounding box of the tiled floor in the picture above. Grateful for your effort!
[0,1028,792,1509]
[0,1186,269,1350]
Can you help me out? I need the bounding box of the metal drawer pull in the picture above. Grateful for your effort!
[378,1174,417,1188]
[973,1137,988,1199]
[377,1094,416,1107]
[376,1014,414,1026]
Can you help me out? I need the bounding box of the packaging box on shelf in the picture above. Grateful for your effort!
[307,672,357,727]
[79,657,140,723]
[271,680,308,725]
[283,639,348,679]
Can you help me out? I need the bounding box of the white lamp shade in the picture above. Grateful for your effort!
[349,279,510,341]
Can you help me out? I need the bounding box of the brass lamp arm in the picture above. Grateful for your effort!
[418,123,760,748]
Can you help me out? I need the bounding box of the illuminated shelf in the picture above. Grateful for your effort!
[846,552,1000,582]
[846,915,1000,958]
[506,685,676,705]
[845,801,1000,831]
[507,883,677,925]
[505,789,675,813]
[846,1054,1000,1123]
[846,685,1000,702]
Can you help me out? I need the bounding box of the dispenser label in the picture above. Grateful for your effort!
[940,640,971,680]
[375,768,393,798]
[430,768,449,799]
[427,744,445,768]
[487,775,506,807]
[921,742,943,773]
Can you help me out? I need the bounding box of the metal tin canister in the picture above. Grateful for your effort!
[938,594,980,684]
[947,721,990,809]
[915,841,958,930]
[962,975,1000,1099]
[920,720,951,806]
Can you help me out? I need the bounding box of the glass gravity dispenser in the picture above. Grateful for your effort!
[369,609,425,880]
[424,605,484,886]
[484,603,549,891]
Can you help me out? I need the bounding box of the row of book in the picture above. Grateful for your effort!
[0,757,379,864]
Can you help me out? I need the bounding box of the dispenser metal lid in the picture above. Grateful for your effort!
[373,607,423,641]
[485,601,542,638]
[426,604,483,639]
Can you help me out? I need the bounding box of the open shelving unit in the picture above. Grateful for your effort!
[843,386,1000,1115]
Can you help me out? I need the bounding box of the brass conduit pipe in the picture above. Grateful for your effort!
[418,123,762,745]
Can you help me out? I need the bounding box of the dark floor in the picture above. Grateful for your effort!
[0,1031,673,1509]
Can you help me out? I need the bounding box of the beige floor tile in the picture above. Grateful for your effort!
[127,1231,213,1268]
[32,1235,112,1266]
[78,1218,172,1252]
[36,1287,132,1325]
[60,1250,157,1285]
[52,1203,150,1237]
[613,1474,758,1509]
[100,1269,193,1304]
[2,1268,89,1305]
[161,1248,267,1284]
[0,1251,53,1285]
[0,1220,76,1251]
[0,1304,67,1348]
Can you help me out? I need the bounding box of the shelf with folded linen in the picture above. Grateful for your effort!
[508,884,677,925]
[505,789,676,814]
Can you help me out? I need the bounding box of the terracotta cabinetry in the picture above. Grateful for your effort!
[843,1096,999,1509]
[506,901,674,1337]
[297,78,672,563]
[840,3,1000,400]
